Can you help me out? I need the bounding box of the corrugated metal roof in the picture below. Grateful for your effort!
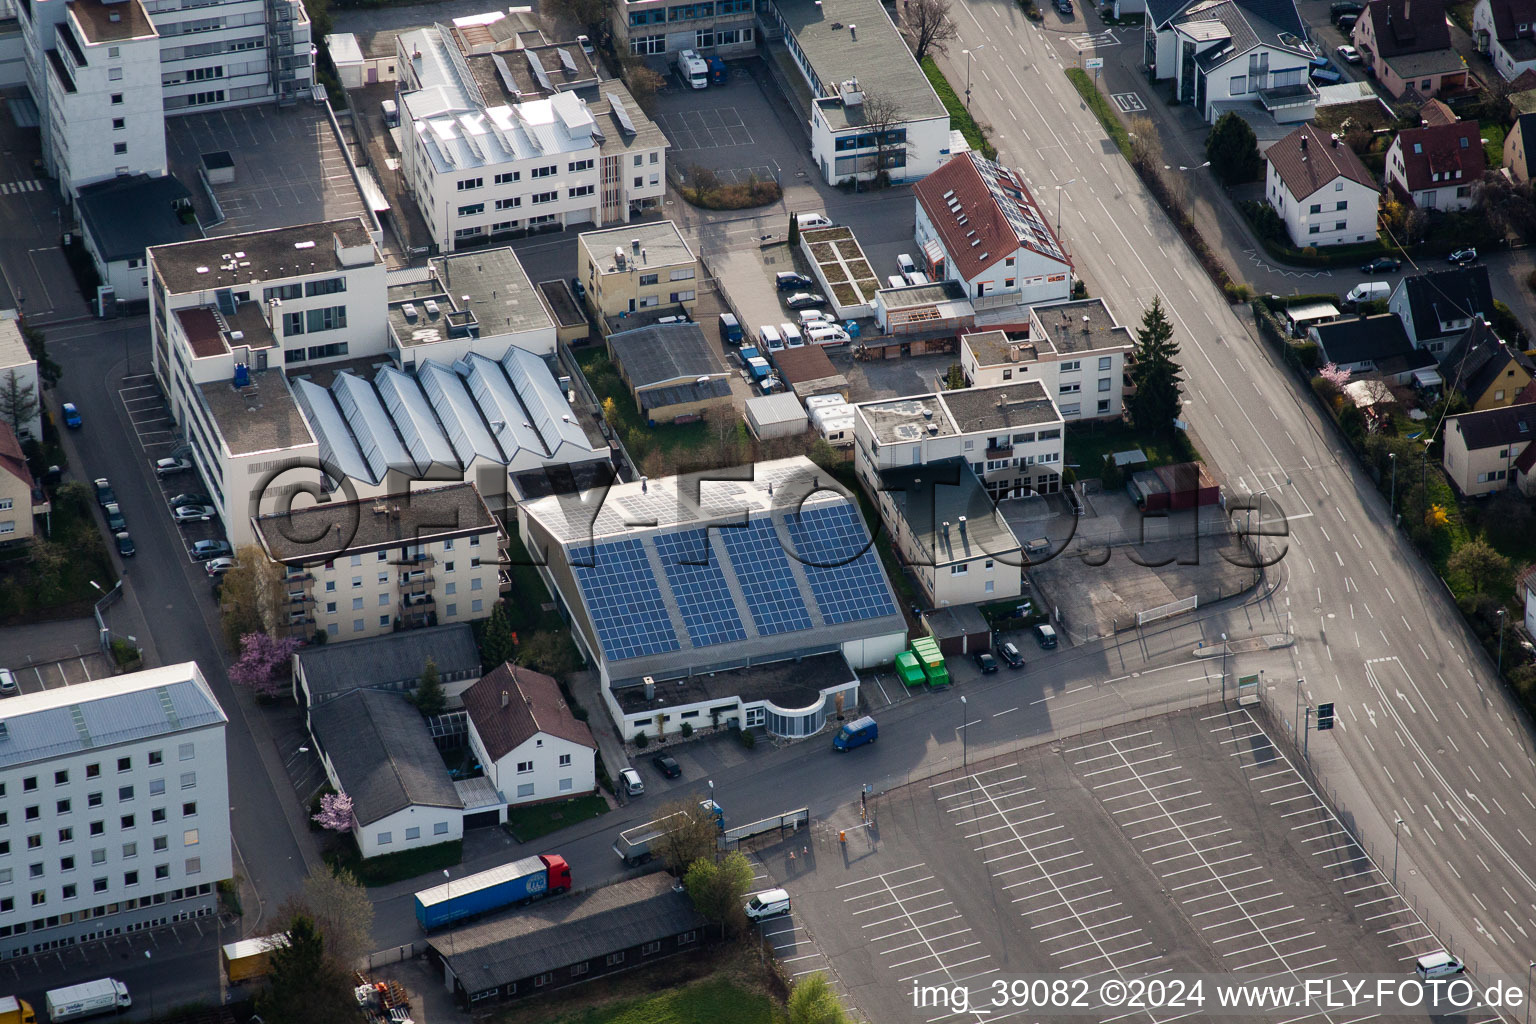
[502,347,591,455]
[293,378,372,484]
[333,371,414,481]
[376,366,459,470]
[0,664,225,770]
[418,360,503,464]
[455,352,548,460]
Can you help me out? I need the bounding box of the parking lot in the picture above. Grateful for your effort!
[648,61,799,190]
[752,705,1471,1024]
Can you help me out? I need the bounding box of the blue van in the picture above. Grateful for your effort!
[832,716,878,752]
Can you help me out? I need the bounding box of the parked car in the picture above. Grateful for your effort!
[796,213,834,229]
[1448,247,1479,266]
[0,668,18,697]
[204,557,236,577]
[775,271,814,291]
[652,754,681,779]
[1310,61,1342,83]
[104,503,126,532]
[1035,623,1059,649]
[1336,44,1361,63]
[155,457,193,477]
[784,292,827,309]
[576,33,594,56]
[1330,0,1364,19]
[570,277,586,303]
[1336,12,1358,29]
[798,309,832,326]
[974,651,999,674]
[174,504,215,524]
[1360,256,1401,273]
[1055,0,1073,13]
[93,478,115,507]
[115,532,136,558]
[169,493,211,509]
[744,888,792,921]
[999,642,1025,669]
[619,767,644,796]
[61,402,81,429]
[191,539,232,561]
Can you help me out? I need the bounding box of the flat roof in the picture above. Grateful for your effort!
[69,0,155,43]
[0,318,31,370]
[941,382,1060,433]
[614,651,855,713]
[963,330,1040,366]
[197,369,314,457]
[151,219,375,294]
[434,248,551,337]
[879,460,1021,567]
[579,221,694,274]
[253,482,497,563]
[858,394,957,444]
[537,279,585,328]
[1029,298,1133,354]
[770,0,945,129]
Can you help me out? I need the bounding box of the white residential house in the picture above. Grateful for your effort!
[462,663,597,812]
[1166,1,1317,124]
[395,22,667,252]
[0,663,232,958]
[1384,120,1485,212]
[1387,266,1493,356]
[960,299,1133,420]
[912,152,1073,307]
[1264,123,1381,247]
[1520,564,1536,639]
[1473,0,1536,81]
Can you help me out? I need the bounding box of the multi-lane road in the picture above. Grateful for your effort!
[935,5,1536,980]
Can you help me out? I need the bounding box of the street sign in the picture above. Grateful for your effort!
[1317,702,1335,730]
[1173,418,1189,431]
[1085,57,1105,69]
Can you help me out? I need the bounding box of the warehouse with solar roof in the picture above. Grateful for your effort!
[519,456,908,740]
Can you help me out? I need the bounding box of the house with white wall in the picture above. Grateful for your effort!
[912,152,1073,307]
[308,688,463,860]
[1441,402,1536,495]
[1167,0,1317,124]
[1264,123,1381,247]
[1474,0,1536,80]
[1385,120,1484,211]
[463,663,596,812]
[0,318,41,443]
[1387,266,1492,355]
[961,299,1132,421]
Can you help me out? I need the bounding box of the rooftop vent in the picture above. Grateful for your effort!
[402,302,418,322]
[294,240,316,249]
[108,10,120,21]
[423,299,440,317]
[849,23,857,39]
[196,266,209,274]
[631,238,641,254]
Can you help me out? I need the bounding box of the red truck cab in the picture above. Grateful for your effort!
[541,854,572,893]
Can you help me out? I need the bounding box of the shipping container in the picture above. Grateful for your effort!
[911,637,949,688]
[222,933,288,983]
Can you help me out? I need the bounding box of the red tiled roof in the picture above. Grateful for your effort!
[1266,123,1381,200]
[912,153,1070,283]
[1361,0,1453,57]
[1391,120,1486,192]
[0,420,31,489]
[462,662,594,763]
[175,307,227,359]
[1419,98,1456,125]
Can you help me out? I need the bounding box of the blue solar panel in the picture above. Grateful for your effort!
[569,539,680,662]
[653,529,748,649]
[785,504,900,625]
[720,517,814,636]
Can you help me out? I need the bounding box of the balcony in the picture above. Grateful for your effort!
[985,444,1014,460]
[398,572,435,590]
[398,553,435,568]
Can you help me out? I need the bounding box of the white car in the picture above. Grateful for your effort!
[798,309,831,326]
[155,457,193,477]
[204,557,236,577]
[796,213,833,229]
[174,504,215,524]
[619,768,644,796]
[745,888,792,920]
[1336,44,1361,63]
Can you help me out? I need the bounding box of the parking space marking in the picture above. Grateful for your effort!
[840,862,996,985]
[657,107,756,150]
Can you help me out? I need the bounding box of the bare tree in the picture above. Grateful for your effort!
[654,797,720,874]
[1128,114,1161,173]
[904,0,958,62]
[858,90,911,187]
[218,544,286,648]
[275,866,375,974]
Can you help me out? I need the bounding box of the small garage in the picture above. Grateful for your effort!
[923,606,992,656]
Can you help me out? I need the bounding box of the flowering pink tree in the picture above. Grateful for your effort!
[228,633,301,698]
[1318,362,1352,389]
[312,792,354,833]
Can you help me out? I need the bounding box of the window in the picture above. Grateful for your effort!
[679,930,697,944]
[23,808,36,823]
[495,197,521,210]
[670,290,695,303]
[531,190,558,204]
[1334,181,1343,191]
[57,828,71,843]
[1098,377,1112,392]
[89,822,104,837]
[457,203,484,217]
[1060,382,1081,395]
[495,170,519,184]
[30,892,44,907]
[559,753,572,767]
[1308,225,1321,235]
[114,143,127,155]
[434,822,449,835]
[517,782,535,798]
[1099,356,1112,370]
[1336,201,1347,211]
[305,278,346,297]
[123,871,137,887]
[377,832,391,846]
[153,837,167,852]
[108,67,122,81]
[405,827,420,840]
[118,786,133,801]
[1309,203,1321,214]
[457,177,483,191]
[306,306,347,333]
[111,93,122,104]
[568,185,595,199]
[642,940,662,955]
[951,564,968,576]
[1098,399,1111,414]
[186,857,201,875]
[93,879,107,894]
[22,778,35,793]
[630,33,665,54]
[180,773,195,790]
[155,865,169,880]
[532,164,557,178]
[53,771,68,786]
[86,765,99,779]
[517,761,533,774]
[634,176,643,188]
[120,815,134,830]
[568,159,594,172]
[606,952,626,966]
[352,577,362,589]
[1334,221,1346,231]
[352,597,364,611]
[27,864,41,879]
[182,802,196,817]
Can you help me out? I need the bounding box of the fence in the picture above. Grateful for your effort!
[94,580,124,657]
[724,807,809,843]
[1135,594,1197,626]
[364,942,417,971]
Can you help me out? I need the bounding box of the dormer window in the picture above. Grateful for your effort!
[1413,143,1423,153]
[1522,22,1529,31]
[1460,137,1469,148]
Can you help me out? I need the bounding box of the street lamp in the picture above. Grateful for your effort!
[1220,632,1228,702]
[962,47,986,107]
[144,950,153,1022]
[959,695,969,772]
[1388,452,1397,520]
[1055,179,1078,238]
[1392,815,1404,886]
[1525,961,1534,1024]
[1499,608,1508,675]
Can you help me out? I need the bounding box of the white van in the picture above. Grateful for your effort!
[779,322,805,348]
[759,324,783,352]
[1414,951,1464,980]
[897,253,917,275]
[797,213,833,229]
[1345,281,1390,306]
[745,888,792,921]
[887,274,907,289]
[905,271,931,286]
[808,323,850,346]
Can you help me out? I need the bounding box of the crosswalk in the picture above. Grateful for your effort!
[0,179,44,195]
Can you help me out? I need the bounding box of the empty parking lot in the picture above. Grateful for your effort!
[756,705,1485,1024]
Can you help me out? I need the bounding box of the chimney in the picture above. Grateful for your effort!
[1300,135,1308,152]
[849,23,857,39]
[942,520,950,537]
[1330,133,1340,148]
[643,676,655,700]
[501,690,509,708]
[958,515,968,538]
[641,475,648,493]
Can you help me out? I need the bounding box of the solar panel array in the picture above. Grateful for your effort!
[607,92,637,136]
[653,529,748,648]
[786,504,900,625]
[976,155,1065,262]
[527,50,553,91]
[569,539,679,662]
[718,517,814,636]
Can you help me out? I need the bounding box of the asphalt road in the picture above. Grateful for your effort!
[937,7,1536,980]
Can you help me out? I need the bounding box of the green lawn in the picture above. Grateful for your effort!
[1064,421,1198,479]
[921,57,997,159]
[500,523,567,635]
[543,977,783,1024]
[1065,68,1134,161]
[504,794,609,842]
[1481,122,1507,169]
[325,838,462,888]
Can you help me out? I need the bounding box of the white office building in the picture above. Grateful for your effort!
[396,19,667,251]
[21,0,312,198]
[0,663,230,958]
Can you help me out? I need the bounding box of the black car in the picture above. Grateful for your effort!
[652,754,682,779]
[170,493,212,509]
[1448,247,1479,266]
[775,271,814,291]
[974,652,999,674]
[999,642,1025,669]
[1336,12,1358,29]
[1360,257,1402,274]
[570,277,587,302]
[115,532,136,558]
[1055,0,1073,13]
[1330,0,1363,19]
[1035,624,1059,649]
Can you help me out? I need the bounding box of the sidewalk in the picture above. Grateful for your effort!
[566,668,633,802]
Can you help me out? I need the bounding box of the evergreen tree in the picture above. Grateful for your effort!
[479,602,516,669]
[0,371,37,439]
[788,212,800,246]
[1205,112,1262,184]
[259,915,356,1024]
[412,657,446,715]
[1128,298,1184,436]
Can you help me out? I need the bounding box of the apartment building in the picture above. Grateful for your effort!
[251,482,505,640]
[0,318,41,443]
[0,663,230,958]
[0,422,40,545]
[396,19,667,252]
[853,382,1067,502]
[612,0,756,57]
[21,0,312,197]
[576,221,697,322]
[961,300,1133,420]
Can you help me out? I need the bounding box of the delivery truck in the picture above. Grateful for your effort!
[676,49,708,89]
[222,933,288,984]
[413,854,572,930]
[708,55,727,84]
[911,637,949,688]
[44,979,130,1023]
[614,800,723,866]
[0,996,36,1024]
